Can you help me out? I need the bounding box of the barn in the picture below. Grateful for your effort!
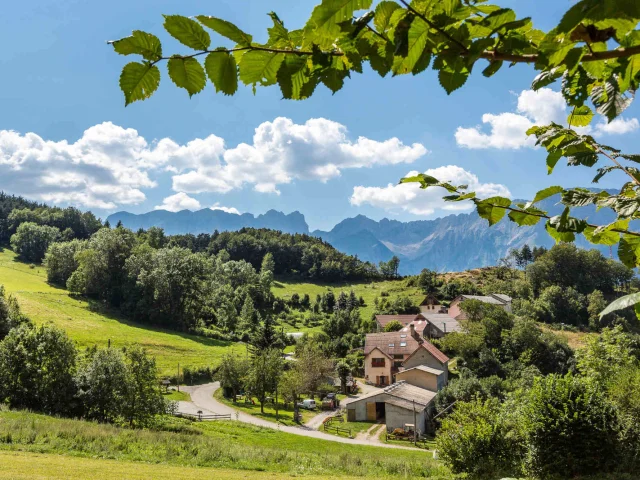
[345,381,437,435]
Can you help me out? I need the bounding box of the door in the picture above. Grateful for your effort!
[347,408,356,422]
[366,402,376,421]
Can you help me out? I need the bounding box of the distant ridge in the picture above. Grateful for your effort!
[107,208,309,235]
[109,193,618,274]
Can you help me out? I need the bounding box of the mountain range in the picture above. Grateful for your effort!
[107,195,617,275]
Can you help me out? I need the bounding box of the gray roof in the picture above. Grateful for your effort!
[422,313,462,333]
[459,295,506,305]
[349,381,437,411]
[398,365,445,376]
[490,293,512,303]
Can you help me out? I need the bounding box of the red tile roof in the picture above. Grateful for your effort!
[403,342,449,364]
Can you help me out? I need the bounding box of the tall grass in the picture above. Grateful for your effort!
[0,410,452,479]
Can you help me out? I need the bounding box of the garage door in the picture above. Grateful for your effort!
[366,402,376,421]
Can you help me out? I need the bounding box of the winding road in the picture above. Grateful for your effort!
[177,382,420,450]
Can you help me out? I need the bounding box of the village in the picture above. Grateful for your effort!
[174,293,513,444]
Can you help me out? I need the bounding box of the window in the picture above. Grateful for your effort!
[388,343,395,347]
[400,342,407,347]
[372,358,385,368]
[400,334,407,338]
[393,354,404,359]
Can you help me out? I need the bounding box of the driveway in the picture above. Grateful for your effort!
[178,382,419,450]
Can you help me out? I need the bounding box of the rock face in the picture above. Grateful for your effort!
[109,194,618,274]
[106,209,310,236]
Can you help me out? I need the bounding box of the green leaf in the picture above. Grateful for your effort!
[239,51,285,86]
[476,196,511,226]
[546,151,563,174]
[111,30,162,61]
[583,226,619,246]
[531,67,564,90]
[119,62,161,106]
[508,207,543,226]
[618,234,640,268]
[599,293,640,319]
[568,105,593,127]
[545,221,575,243]
[305,0,373,41]
[163,15,211,50]
[529,185,563,206]
[267,12,290,46]
[482,61,502,78]
[591,79,634,122]
[479,8,516,31]
[167,57,206,97]
[436,56,471,94]
[197,16,253,46]
[205,52,238,95]
[392,18,430,75]
[374,1,401,35]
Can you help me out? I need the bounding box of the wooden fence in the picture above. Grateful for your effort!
[174,412,232,421]
[323,422,352,437]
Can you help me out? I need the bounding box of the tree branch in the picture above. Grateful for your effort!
[398,0,469,53]
[595,146,640,187]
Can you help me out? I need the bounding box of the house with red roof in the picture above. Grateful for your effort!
[363,323,449,387]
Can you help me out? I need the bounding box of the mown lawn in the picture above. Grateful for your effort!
[0,249,237,377]
[272,277,424,323]
[163,389,191,402]
[0,410,452,479]
[213,389,317,426]
[320,419,379,438]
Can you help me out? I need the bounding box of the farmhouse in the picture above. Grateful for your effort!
[363,324,449,387]
[345,381,437,435]
[448,293,512,320]
[419,293,446,314]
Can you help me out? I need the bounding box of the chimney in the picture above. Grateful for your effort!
[409,323,422,342]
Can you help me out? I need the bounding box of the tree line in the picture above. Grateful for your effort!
[0,287,166,426]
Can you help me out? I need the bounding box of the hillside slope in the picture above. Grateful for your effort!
[0,249,234,376]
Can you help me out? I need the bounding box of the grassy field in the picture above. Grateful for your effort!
[213,389,317,426]
[272,277,424,323]
[0,410,452,479]
[163,389,191,402]
[0,249,237,377]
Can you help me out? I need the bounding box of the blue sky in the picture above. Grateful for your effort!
[1,0,639,231]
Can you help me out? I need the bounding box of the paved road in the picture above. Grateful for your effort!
[178,382,418,450]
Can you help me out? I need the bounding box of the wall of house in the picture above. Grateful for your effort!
[403,348,448,384]
[395,370,439,392]
[364,353,391,385]
[347,393,387,421]
[448,300,464,320]
[385,404,427,435]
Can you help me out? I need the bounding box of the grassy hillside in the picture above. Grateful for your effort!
[0,410,452,479]
[0,249,236,376]
[272,277,424,322]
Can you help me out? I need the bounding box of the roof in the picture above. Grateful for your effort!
[454,294,507,305]
[350,381,437,411]
[419,294,439,306]
[490,293,512,303]
[403,342,449,364]
[422,313,462,334]
[374,314,423,329]
[397,365,445,376]
[364,330,423,357]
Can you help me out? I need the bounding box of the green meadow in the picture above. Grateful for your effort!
[0,249,237,377]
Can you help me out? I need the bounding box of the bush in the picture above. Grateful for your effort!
[436,398,522,479]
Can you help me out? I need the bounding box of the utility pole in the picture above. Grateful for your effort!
[177,363,180,392]
[275,383,279,423]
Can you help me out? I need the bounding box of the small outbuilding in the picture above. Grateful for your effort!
[345,381,436,435]
[395,365,446,392]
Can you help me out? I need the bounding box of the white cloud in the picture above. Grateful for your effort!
[350,165,510,216]
[169,117,428,195]
[0,118,427,209]
[593,117,639,135]
[210,202,240,215]
[455,88,638,150]
[0,122,154,209]
[154,192,201,212]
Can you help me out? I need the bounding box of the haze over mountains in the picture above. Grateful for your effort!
[107,195,616,275]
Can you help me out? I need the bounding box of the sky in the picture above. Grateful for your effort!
[1,0,639,231]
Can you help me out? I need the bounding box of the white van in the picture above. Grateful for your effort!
[297,399,317,410]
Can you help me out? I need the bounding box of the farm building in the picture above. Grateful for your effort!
[345,381,437,435]
[421,313,462,338]
[395,365,446,392]
[448,293,512,319]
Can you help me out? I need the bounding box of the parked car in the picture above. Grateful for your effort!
[297,399,317,410]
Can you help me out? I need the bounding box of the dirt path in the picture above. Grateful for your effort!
[179,382,420,450]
